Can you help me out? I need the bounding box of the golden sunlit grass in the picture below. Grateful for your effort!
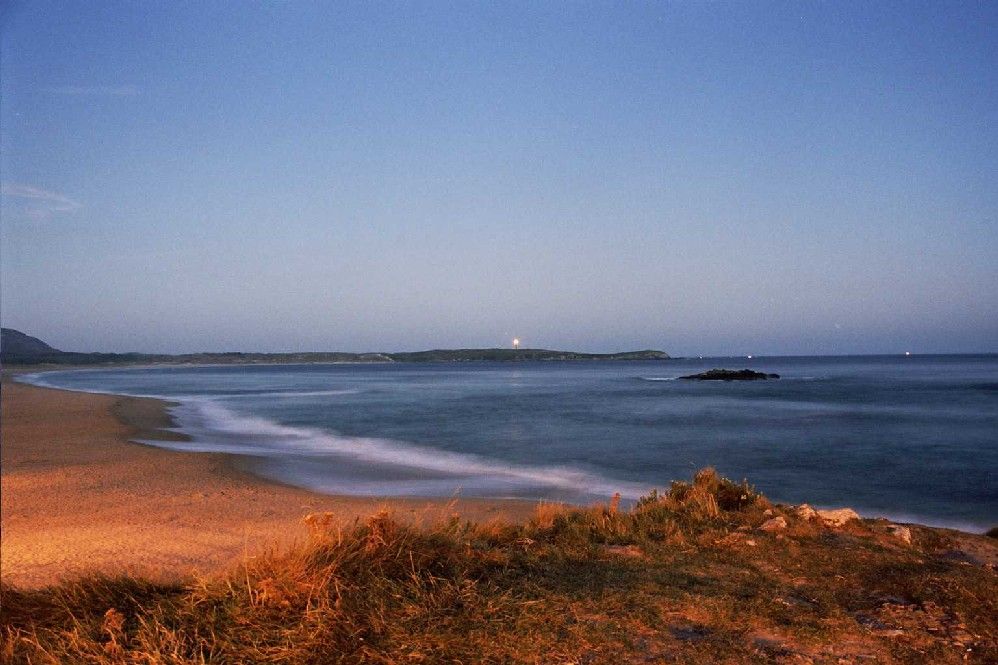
[2,469,996,663]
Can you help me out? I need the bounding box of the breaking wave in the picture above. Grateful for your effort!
[144,399,649,502]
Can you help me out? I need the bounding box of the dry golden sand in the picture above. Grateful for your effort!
[0,380,532,588]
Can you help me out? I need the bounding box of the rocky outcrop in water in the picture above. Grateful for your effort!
[679,368,780,381]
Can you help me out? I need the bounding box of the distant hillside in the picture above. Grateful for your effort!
[0,329,668,366]
[1,328,60,357]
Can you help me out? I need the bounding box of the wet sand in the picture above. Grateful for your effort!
[0,380,533,588]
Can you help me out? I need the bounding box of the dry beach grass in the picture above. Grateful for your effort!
[2,469,997,663]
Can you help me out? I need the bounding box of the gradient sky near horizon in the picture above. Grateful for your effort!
[2,2,996,355]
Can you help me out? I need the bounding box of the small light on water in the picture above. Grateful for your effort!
[905,351,911,356]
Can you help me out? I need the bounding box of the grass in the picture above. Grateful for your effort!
[2,469,996,663]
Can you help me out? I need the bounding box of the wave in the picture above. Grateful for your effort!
[223,389,363,398]
[17,371,177,400]
[18,370,642,501]
[142,399,650,502]
[17,373,362,401]
[638,376,678,382]
[844,508,991,535]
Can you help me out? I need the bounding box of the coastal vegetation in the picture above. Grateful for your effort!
[0,328,668,367]
[2,469,995,663]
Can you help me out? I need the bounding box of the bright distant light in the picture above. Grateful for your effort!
[747,355,753,359]
[905,351,911,356]
[512,338,520,349]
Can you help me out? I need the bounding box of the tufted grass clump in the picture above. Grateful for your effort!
[634,467,767,527]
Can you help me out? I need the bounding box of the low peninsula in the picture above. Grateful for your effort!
[0,328,668,367]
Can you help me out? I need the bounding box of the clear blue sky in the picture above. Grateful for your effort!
[2,1,996,355]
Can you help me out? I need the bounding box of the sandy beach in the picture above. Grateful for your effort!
[0,379,533,588]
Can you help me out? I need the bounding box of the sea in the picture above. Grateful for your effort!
[20,355,998,532]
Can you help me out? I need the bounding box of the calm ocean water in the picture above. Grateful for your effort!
[22,355,998,532]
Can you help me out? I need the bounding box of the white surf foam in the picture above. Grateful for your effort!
[18,371,642,500]
[147,399,650,501]
[846,509,992,535]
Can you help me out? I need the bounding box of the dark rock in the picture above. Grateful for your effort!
[679,368,780,381]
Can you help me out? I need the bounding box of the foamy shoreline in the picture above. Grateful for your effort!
[0,378,534,588]
[15,368,652,506]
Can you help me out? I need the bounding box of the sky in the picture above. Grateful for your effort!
[1,1,996,356]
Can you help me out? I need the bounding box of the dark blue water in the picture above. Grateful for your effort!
[22,355,998,531]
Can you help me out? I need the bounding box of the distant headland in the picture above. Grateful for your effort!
[0,328,669,366]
